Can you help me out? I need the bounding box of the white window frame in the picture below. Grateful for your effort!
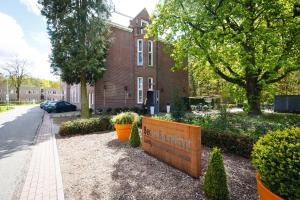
[137,39,143,66]
[140,19,149,34]
[76,86,80,103]
[148,40,153,66]
[137,77,143,104]
[148,77,153,91]
[89,93,92,108]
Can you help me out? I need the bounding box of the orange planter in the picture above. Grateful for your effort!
[256,174,284,200]
[114,124,132,141]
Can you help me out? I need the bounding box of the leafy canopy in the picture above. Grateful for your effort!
[39,0,112,85]
[148,0,300,88]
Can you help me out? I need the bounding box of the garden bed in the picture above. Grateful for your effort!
[56,131,258,200]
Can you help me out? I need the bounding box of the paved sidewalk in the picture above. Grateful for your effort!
[20,114,64,200]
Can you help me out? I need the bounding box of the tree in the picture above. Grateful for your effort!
[147,0,300,115]
[39,0,111,118]
[3,57,28,101]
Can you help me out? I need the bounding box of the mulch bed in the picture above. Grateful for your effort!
[56,131,258,200]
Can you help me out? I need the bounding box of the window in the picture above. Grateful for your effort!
[76,86,80,103]
[137,39,143,65]
[148,77,153,91]
[89,93,92,108]
[148,41,153,66]
[141,19,149,34]
[137,77,143,104]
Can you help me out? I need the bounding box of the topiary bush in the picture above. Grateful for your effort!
[59,116,112,136]
[129,122,140,147]
[251,127,300,200]
[204,147,229,200]
[170,90,186,121]
[111,112,139,125]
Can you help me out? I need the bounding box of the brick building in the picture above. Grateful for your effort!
[65,9,188,111]
[0,84,62,102]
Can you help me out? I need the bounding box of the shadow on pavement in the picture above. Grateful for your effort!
[0,106,44,159]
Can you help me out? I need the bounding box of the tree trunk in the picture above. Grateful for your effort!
[80,75,90,118]
[16,87,20,101]
[246,78,262,115]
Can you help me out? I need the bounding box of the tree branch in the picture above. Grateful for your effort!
[265,67,299,84]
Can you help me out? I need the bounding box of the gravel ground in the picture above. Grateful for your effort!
[56,131,258,200]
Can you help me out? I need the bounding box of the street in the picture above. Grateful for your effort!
[0,105,44,200]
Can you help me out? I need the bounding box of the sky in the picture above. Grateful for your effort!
[0,0,160,81]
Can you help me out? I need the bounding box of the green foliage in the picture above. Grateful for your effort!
[59,116,112,136]
[251,127,300,200]
[170,90,185,121]
[148,0,300,115]
[0,101,38,105]
[111,112,139,125]
[0,106,14,112]
[129,122,140,148]
[153,112,300,157]
[204,147,229,200]
[202,128,255,158]
[22,77,60,88]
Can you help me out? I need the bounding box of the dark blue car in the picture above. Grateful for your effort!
[45,101,76,113]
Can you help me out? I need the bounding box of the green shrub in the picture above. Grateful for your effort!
[104,107,112,114]
[170,90,186,121]
[59,116,112,136]
[204,147,229,200]
[202,128,255,158]
[129,122,140,147]
[130,106,143,115]
[113,107,122,114]
[111,112,139,125]
[251,127,300,200]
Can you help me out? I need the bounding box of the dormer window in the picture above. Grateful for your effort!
[140,19,149,34]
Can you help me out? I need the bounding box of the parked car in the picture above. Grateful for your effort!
[40,100,52,109]
[45,101,76,113]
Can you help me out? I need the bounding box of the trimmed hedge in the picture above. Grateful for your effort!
[59,116,112,136]
[202,128,256,158]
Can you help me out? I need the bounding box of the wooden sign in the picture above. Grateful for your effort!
[142,117,201,177]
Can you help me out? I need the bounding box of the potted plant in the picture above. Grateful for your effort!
[111,112,139,141]
[251,127,300,200]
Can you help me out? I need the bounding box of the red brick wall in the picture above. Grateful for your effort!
[157,43,189,111]
[94,9,188,111]
[95,26,136,108]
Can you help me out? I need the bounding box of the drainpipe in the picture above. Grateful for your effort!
[156,41,160,112]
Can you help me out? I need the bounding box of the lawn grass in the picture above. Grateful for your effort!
[0,106,14,112]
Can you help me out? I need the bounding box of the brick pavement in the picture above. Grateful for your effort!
[20,114,64,200]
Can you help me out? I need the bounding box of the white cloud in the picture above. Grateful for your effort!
[0,12,56,80]
[19,0,41,15]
